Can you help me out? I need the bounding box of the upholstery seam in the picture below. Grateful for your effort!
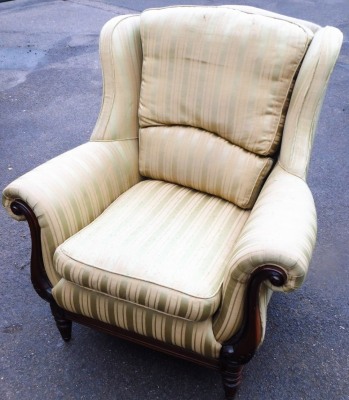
[57,247,223,302]
[242,157,274,209]
[90,137,139,142]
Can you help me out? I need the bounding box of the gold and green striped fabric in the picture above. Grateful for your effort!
[52,279,222,358]
[213,164,317,342]
[2,15,145,285]
[3,7,342,351]
[3,141,141,284]
[139,126,273,209]
[54,180,249,322]
[139,7,313,153]
[138,7,313,208]
[221,5,320,33]
[280,26,343,180]
[90,14,142,141]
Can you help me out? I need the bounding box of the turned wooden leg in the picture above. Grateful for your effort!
[50,302,72,341]
[220,345,243,400]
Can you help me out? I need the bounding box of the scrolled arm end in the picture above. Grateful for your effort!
[214,165,317,343]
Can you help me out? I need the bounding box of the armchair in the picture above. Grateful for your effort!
[2,6,342,399]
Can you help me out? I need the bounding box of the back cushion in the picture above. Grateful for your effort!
[139,7,312,208]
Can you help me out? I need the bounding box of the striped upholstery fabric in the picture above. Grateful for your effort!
[139,126,273,208]
[54,180,249,321]
[222,5,321,34]
[90,14,142,141]
[3,141,141,284]
[139,7,313,208]
[280,26,343,179]
[52,279,222,358]
[2,15,144,285]
[213,164,317,342]
[2,7,342,355]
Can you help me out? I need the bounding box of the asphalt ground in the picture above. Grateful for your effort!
[0,1,348,399]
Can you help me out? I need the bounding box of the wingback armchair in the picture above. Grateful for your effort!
[2,6,342,399]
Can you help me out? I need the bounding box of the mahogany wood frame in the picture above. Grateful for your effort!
[11,198,287,400]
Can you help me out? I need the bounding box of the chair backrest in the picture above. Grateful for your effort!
[91,6,342,208]
[138,7,313,209]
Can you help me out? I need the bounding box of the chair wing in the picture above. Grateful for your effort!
[280,26,343,178]
[2,15,144,285]
[91,14,142,141]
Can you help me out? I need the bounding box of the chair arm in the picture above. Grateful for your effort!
[213,163,317,341]
[2,140,141,285]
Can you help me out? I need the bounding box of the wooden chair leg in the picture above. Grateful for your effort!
[221,365,243,399]
[220,346,243,399]
[50,302,72,342]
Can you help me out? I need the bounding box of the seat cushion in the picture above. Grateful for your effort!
[54,180,249,322]
[52,279,222,358]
